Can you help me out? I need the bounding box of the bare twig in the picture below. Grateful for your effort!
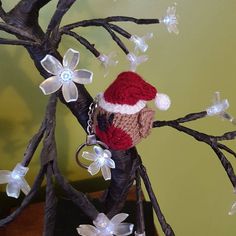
[135,168,145,235]
[103,24,129,54]
[106,151,140,218]
[153,118,236,187]
[62,17,160,32]
[63,30,100,57]
[0,1,7,22]
[217,143,236,158]
[109,23,131,39]
[139,164,175,236]
[43,163,57,236]
[0,22,37,41]
[0,38,39,46]
[53,160,99,220]
[45,0,76,41]
[21,120,46,167]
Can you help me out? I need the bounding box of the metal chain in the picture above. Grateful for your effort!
[86,97,98,135]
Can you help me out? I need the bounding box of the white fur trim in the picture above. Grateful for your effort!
[98,93,146,115]
[155,93,171,110]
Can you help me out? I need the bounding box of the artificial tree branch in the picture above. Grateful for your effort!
[135,168,145,235]
[62,16,160,32]
[53,161,99,220]
[153,119,236,188]
[0,1,7,22]
[43,163,57,236]
[106,149,140,218]
[63,30,100,57]
[103,24,129,54]
[217,143,236,158]
[0,22,37,41]
[21,120,46,167]
[139,163,175,236]
[109,23,131,39]
[45,0,76,41]
[0,37,39,46]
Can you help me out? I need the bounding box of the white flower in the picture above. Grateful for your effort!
[82,146,115,180]
[206,92,235,123]
[0,163,30,199]
[40,48,93,103]
[229,201,236,215]
[98,52,119,77]
[130,33,153,53]
[77,213,134,236]
[126,52,148,72]
[161,5,179,34]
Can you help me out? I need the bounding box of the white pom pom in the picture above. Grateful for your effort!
[155,93,171,111]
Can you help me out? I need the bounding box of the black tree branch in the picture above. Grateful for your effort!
[139,163,175,236]
[103,24,129,54]
[62,16,160,32]
[45,0,76,40]
[0,37,39,46]
[153,118,236,187]
[63,30,100,57]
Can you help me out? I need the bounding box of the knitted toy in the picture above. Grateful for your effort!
[93,71,171,150]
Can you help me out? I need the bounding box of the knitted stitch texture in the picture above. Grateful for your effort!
[104,71,157,105]
[93,106,155,150]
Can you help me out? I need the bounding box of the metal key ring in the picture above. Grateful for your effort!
[75,135,109,169]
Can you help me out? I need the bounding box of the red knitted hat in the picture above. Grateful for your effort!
[98,71,171,114]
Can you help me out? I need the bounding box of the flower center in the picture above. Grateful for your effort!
[98,156,105,166]
[60,69,73,82]
[11,173,21,180]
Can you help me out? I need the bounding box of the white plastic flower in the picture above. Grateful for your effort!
[229,201,236,215]
[77,213,134,236]
[82,146,115,180]
[130,33,153,53]
[98,52,119,77]
[126,52,148,72]
[161,5,179,34]
[206,92,235,123]
[39,48,93,103]
[0,163,30,199]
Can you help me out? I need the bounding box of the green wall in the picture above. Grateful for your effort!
[0,0,236,235]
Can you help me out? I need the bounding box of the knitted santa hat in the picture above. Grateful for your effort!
[98,71,171,115]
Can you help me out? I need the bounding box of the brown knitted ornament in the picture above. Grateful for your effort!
[93,71,171,151]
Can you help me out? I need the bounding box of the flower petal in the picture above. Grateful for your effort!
[82,151,97,161]
[73,69,93,84]
[103,149,112,159]
[63,48,80,70]
[41,55,63,75]
[19,178,31,195]
[62,81,78,102]
[113,223,134,236]
[101,165,111,180]
[6,182,21,199]
[93,213,110,228]
[111,213,129,225]
[12,163,29,176]
[229,201,236,215]
[39,76,62,95]
[77,225,99,236]
[0,170,11,184]
[88,160,101,176]
[105,158,115,169]
[94,146,104,156]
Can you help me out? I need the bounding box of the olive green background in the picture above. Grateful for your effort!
[0,0,236,235]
